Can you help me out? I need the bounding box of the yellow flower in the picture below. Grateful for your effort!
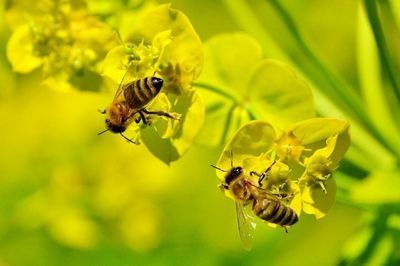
[274,131,309,162]
[101,4,204,164]
[215,118,350,222]
[6,0,116,91]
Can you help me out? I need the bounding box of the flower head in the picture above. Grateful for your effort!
[215,118,350,222]
[101,4,204,164]
[6,0,116,91]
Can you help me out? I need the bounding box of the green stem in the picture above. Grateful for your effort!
[364,0,400,103]
[193,82,239,104]
[194,83,259,124]
[268,0,400,163]
[220,104,236,146]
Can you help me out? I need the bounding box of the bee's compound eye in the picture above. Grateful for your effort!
[151,77,164,92]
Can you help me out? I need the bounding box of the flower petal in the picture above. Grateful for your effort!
[301,178,336,219]
[216,120,276,180]
[127,4,203,94]
[6,24,42,73]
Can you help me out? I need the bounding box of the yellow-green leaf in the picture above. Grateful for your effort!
[141,90,204,164]
[199,32,263,95]
[171,90,205,156]
[350,170,400,204]
[249,59,315,128]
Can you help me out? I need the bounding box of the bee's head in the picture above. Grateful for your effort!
[151,77,164,92]
[105,118,126,133]
[225,166,243,184]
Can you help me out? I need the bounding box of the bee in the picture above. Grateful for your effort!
[212,156,298,250]
[98,72,177,143]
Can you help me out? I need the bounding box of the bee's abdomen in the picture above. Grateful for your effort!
[124,77,163,109]
[253,198,298,226]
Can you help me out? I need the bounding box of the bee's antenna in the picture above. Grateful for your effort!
[120,133,137,144]
[230,150,234,168]
[97,129,109,135]
[211,165,228,173]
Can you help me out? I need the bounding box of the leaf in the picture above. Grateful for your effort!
[350,170,400,204]
[248,59,315,128]
[141,90,204,164]
[196,33,316,147]
[342,225,374,261]
[141,126,180,165]
[171,90,205,155]
[149,92,176,139]
[357,3,400,155]
[215,120,276,180]
[6,24,42,73]
[199,32,263,95]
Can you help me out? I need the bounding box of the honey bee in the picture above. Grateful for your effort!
[213,156,298,250]
[98,72,177,142]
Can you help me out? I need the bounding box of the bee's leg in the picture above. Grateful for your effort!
[284,226,289,234]
[257,160,277,186]
[98,109,106,114]
[142,109,177,120]
[137,111,151,125]
[249,171,262,177]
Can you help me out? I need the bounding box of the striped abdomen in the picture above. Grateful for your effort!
[124,77,163,109]
[253,198,298,226]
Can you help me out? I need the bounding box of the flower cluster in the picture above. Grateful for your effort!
[6,0,117,91]
[215,118,350,220]
[101,4,204,164]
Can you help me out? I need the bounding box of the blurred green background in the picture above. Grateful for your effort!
[1,0,399,265]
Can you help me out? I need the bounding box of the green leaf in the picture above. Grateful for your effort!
[357,3,400,157]
[170,90,205,156]
[141,90,204,164]
[141,126,180,165]
[248,59,315,128]
[199,32,263,96]
[149,92,177,139]
[6,24,42,73]
[215,120,276,180]
[196,33,315,147]
[342,225,374,261]
[350,170,400,204]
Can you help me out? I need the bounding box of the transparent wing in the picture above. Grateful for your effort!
[235,202,256,251]
[114,69,135,100]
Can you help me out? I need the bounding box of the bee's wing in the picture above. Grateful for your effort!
[114,69,135,100]
[235,202,256,251]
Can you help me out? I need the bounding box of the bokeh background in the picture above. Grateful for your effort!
[1,0,399,265]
